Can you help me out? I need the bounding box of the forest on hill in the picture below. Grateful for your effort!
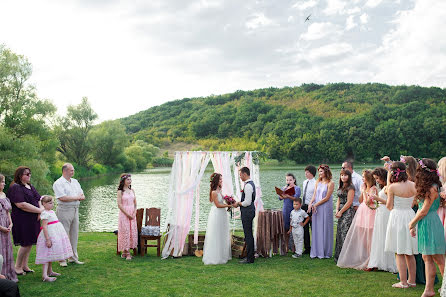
[121,83,446,163]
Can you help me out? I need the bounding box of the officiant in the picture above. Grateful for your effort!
[278,173,301,248]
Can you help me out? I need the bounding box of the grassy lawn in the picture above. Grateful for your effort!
[14,232,436,297]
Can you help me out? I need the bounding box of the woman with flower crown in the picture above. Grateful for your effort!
[384,161,418,289]
[117,173,137,260]
[202,173,233,265]
[337,170,377,269]
[409,159,445,297]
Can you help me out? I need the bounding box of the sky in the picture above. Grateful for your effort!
[1,0,445,121]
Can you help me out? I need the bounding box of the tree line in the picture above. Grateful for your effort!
[0,45,164,193]
[121,83,446,164]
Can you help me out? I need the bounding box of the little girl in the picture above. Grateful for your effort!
[35,195,73,282]
[0,174,17,282]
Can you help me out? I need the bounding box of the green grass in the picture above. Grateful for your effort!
[15,232,435,296]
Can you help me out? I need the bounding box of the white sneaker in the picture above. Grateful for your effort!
[68,259,84,265]
[292,253,301,258]
[59,261,67,267]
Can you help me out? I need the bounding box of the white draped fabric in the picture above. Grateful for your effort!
[162,152,210,258]
[162,151,263,259]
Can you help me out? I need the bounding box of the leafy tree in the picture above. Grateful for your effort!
[89,120,128,166]
[57,97,98,166]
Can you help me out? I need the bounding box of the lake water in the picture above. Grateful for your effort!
[78,164,380,232]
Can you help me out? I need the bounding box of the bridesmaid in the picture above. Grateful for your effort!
[0,174,18,282]
[308,164,334,259]
[410,159,445,297]
[367,167,397,272]
[333,169,355,262]
[337,170,377,270]
[384,161,418,289]
[117,174,137,260]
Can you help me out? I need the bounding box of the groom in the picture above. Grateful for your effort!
[235,167,255,264]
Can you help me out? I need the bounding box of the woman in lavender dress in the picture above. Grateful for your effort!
[7,167,43,275]
[308,164,334,259]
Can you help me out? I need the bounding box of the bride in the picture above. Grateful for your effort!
[202,173,233,265]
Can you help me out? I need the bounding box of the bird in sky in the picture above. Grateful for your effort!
[305,14,311,22]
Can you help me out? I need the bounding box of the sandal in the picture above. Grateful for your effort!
[23,268,35,273]
[42,277,57,282]
[392,282,409,289]
[126,254,132,261]
[408,283,416,288]
[49,272,61,277]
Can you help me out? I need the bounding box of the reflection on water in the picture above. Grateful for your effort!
[78,164,379,232]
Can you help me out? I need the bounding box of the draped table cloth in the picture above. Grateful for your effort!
[256,209,288,257]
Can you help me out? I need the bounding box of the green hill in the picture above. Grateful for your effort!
[120,83,446,163]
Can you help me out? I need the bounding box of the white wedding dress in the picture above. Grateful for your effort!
[202,192,232,265]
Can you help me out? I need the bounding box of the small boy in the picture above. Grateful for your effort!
[288,198,310,258]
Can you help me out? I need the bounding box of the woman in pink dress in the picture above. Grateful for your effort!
[337,169,377,270]
[117,174,137,260]
[0,174,17,282]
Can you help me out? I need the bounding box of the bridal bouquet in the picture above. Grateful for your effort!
[223,195,236,216]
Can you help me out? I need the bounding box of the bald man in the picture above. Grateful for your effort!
[53,163,85,266]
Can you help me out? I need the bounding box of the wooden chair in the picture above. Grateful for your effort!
[116,208,144,256]
[140,208,161,257]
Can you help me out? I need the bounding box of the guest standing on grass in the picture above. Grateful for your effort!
[308,164,334,259]
[367,168,397,273]
[0,174,18,282]
[278,173,301,249]
[117,174,138,261]
[333,169,355,263]
[288,198,309,258]
[7,166,43,276]
[53,163,85,267]
[341,161,363,211]
[337,170,377,270]
[301,165,316,254]
[0,255,20,297]
[35,196,73,282]
[409,159,445,297]
[384,161,418,289]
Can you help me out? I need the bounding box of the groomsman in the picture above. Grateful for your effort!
[301,165,316,254]
[236,167,256,264]
[53,163,85,266]
[341,161,363,211]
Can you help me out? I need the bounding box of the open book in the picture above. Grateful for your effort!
[275,186,295,196]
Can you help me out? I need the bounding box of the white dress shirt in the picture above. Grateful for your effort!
[302,178,316,205]
[53,176,83,208]
[351,171,363,207]
[241,179,254,207]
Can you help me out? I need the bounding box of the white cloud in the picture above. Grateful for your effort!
[360,13,369,24]
[373,0,446,86]
[292,0,318,10]
[300,22,342,41]
[245,13,274,29]
[346,7,361,14]
[345,15,357,30]
[323,0,347,15]
[365,0,383,8]
[308,42,353,60]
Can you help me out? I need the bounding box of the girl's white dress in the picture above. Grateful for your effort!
[367,188,397,272]
[35,210,73,264]
[202,192,232,265]
[384,195,418,255]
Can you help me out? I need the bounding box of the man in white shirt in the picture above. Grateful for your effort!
[341,161,363,211]
[301,165,316,254]
[235,167,255,264]
[53,163,85,266]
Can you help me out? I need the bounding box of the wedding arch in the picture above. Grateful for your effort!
[161,151,264,259]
